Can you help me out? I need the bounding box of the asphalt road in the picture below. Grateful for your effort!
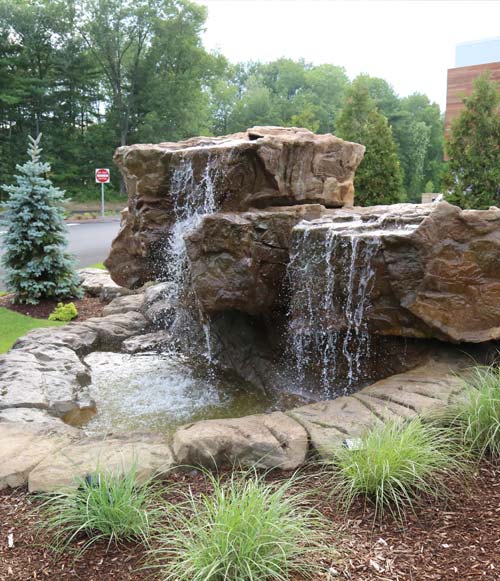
[0,219,121,291]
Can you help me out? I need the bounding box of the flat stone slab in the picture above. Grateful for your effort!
[29,434,175,492]
[0,408,81,431]
[0,423,74,490]
[0,345,93,416]
[80,311,148,350]
[288,396,381,455]
[287,351,470,458]
[122,330,171,354]
[173,411,308,470]
[15,325,99,356]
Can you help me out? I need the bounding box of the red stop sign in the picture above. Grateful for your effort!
[95,168,110,183]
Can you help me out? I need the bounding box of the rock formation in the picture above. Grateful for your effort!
[106,126,365,287]
[107,125,500,346]
[184,201,500,344]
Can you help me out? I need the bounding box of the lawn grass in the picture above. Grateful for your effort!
[86,262,107,270]
[0,306,64,353]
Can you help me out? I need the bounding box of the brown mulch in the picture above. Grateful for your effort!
[0,295,106,321]
[0,463,498,581]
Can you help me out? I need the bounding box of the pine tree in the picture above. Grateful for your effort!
[444,73,500,209]
[1,134,82,304]
[337,78,404,206]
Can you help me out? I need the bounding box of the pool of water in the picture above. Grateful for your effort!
[82,351,310,436]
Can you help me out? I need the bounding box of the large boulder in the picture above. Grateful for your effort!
[185,205,324,315]
[172,411,308,471]
[106,126,365,288]
[0,344,93,417]
[185,201,500,344]
[0,423,75,490]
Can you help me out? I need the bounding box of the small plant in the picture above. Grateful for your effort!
[152,471,328,581]
[326,417,466,520]
[48,302,78,322]
[38,467,162,553]
[451,365,500,459]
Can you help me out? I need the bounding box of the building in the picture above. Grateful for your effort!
[445,37,500,131]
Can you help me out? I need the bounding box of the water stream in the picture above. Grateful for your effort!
[288,218,383,395]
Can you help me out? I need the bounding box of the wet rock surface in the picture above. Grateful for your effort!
[106,126,364,287]
[185,205,323,315]
[186,201,500,344]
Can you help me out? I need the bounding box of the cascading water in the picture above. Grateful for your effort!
[288,218,380,395]
[161,151,228,361]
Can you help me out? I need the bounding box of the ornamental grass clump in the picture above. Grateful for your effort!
[39,467,162,553]
[152,471,328,581]
[452,365,500,459]
[326,417,466,520]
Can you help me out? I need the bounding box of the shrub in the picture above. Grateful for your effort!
[451,365,500,459]
[1,134,82,304]
[152,471,327,581]
[48,302,78,322]
[38,467,162,553]
[326,417,466,520]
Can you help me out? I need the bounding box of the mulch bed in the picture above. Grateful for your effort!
[0,462,498,581]
[0,295,106,321]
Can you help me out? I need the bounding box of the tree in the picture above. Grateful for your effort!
[444,73,500,209]
[337,79,404,206]
[394,94,444,200]
[1,134,82,304]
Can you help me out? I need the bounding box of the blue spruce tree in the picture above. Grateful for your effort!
[1,134,82,304]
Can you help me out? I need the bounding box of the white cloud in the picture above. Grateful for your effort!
[196,0,500,110]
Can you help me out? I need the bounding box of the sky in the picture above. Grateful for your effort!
[195,0,500,111]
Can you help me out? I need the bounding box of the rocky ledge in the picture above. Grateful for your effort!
[185,201,500,343]
[106,126,365,287]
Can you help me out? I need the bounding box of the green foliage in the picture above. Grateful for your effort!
[153,471,327,581]
[1,134,82,304]
[0,1,444,202]
[0,306,63,354]
[424,180,435,193]
[38,467,162,553]
[48,301,78,321]
[337,78,404,205]
[451,366,500,458]
[444,73,500,209]
[326,417,467,520]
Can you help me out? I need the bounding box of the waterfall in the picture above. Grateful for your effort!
[161,152,227,361]
[288,220,379,394]
[166,155,219,302]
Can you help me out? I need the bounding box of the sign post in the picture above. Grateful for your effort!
[95,168,110,217]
